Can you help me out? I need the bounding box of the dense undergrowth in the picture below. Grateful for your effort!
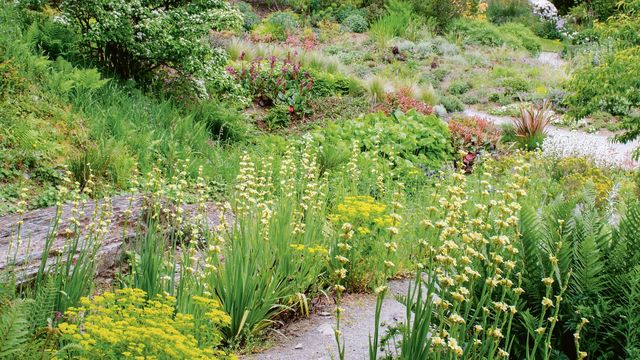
[1,0,640,359]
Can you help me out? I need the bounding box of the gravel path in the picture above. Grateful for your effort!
[243,280,411,360]
[462,109,639,169]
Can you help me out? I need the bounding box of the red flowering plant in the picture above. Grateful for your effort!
[285,28,319,50]
[448,116,501,172]
[228,52,314,117]
[376,87,433,115]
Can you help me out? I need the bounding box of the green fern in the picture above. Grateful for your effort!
[518,206,546,307]
[0,299,32,359]
[29,276,57,331]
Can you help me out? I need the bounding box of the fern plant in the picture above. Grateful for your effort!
[0,299,32,359]
[516,192,640,358]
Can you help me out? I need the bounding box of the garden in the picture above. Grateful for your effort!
[1,0,640,359]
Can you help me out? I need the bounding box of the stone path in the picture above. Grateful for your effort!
[462,109,639,169]
[243,280,411,360]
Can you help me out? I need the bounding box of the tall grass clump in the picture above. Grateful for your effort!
[369,0,421,48]
[206,142,329,345]
[365,77,388,104]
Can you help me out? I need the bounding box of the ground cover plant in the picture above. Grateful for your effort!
[2,0,640,359]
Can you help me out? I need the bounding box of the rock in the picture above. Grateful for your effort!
[434,105,447,118]
[316,323,334,336]
[0,194,231,284]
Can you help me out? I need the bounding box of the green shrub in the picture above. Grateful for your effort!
[440,95,465,113]
[252,21,287,41]
[531,18,563,39]
[267,11,299,33]
[68,139,136,189]
[236,1,261,31]
[448,80,472,95]
[411,0,476,31]
[501,76,531,95]
[62,0,242,82]
[341,14,368,33]
[565,47,640,148]
[192,101,249,142]
[487,0,532,24]
[335,5,367,23]
[449,19,542,53]
[449,18,504,46]
[318,110,452,171]
[264,104,292,129]
[461,93,480,104]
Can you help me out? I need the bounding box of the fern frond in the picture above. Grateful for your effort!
[0,299,32,359]
[518,206,546,307]
[29,276,57,331]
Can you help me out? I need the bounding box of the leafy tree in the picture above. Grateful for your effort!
[62,0,242,83]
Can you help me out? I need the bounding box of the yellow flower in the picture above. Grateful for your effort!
[374,285,387,294]
[542,277,554,286]
[335,268,347,279]
[542,297,554,308]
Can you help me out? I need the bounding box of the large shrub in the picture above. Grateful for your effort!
[449,18,542,53]
[565,47,640,148]
[62,0,242,81]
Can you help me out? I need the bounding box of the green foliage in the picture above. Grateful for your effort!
[318,110,452,171]
[448,80,472,95]
[449,18,506,46]
[236,1,261,31]
[369,0,421,45]
[28,16,80,60]
[516,197,640,358]
[252,21,287,41]
[449,19,542,53]
[440,95,465,113]
[267,11,300,33]
[0,299,32,358]
[342,14,369,33]
[410,0,477,31]
[565,47,640,147]
[499,22,543,53]
[501,76,532,95]
[265,104,292,129]
[207,148,328,344]
[192,101,249,142]
[487,0,532,24]
[62,0,242,83]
